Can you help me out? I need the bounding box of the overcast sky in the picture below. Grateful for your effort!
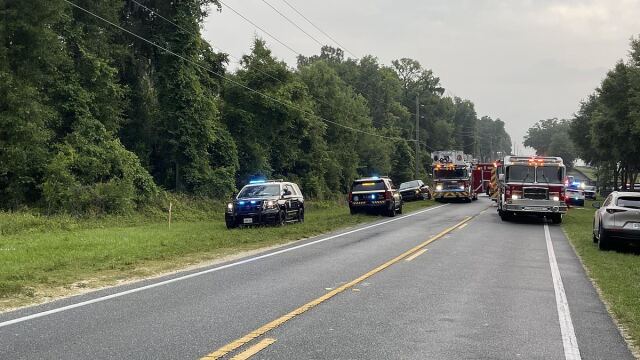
[202,0,640,154]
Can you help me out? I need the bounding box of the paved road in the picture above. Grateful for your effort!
[0,198,633,359]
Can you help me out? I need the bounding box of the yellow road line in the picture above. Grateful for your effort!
[404,248,428,262]
[201,216,473,360]
[458,223,469,230]
[229,338,276,360]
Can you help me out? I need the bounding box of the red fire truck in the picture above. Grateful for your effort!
[496,156,568,223]
[431,150,476,202]
[472,163,494,196]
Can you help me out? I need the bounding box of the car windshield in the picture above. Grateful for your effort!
[536,166,564,184]
[506,165,534,182]
[617,197,640,209]
[352,180,385,191]
[400,181,420,190]
[237,184,281,198]
[434,169,467,179]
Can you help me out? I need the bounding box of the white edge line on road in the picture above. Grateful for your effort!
[544,224,582,360]
[0,204,449,328]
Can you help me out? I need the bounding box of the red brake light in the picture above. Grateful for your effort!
[385,191,392,200]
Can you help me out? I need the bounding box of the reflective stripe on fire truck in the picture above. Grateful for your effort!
[490,167,498,199]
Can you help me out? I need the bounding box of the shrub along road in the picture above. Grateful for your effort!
[0,197,633,359]
[0,199,435,311]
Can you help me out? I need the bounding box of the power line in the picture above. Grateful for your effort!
[130,0,286,87]
[129,0,423,144]
[62,0,413,144]
[279,0,358,59]
[218,0,301,56]
[258,0,325,48]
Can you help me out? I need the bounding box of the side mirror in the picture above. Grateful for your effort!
[592,202,601,209]
[498,174,505,182]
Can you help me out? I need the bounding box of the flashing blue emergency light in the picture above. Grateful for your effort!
[371,176,380,180]
[370,194,376,200]
[239,201,246,205]
[250,200,257,204]
[249,179,266,184]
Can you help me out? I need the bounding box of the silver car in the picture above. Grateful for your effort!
[593,192,640,250]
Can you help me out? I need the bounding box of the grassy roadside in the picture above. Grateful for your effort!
[563,201,640,353]
[0,199,435,311]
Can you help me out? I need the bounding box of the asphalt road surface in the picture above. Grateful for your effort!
[0,197,634,360]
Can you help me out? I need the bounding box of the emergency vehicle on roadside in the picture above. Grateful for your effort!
[472,163,494,196]
[431,150,476,202]
[496,156,568,223]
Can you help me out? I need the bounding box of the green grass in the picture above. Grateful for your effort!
[563,201,640,351]
[0,199,435,309]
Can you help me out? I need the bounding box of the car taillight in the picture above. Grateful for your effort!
[606,208,627,214]
[385,190,392,200]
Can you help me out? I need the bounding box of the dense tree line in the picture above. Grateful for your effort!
[0,0,511,213]
[568,36,640,189]
[524,118,577,168]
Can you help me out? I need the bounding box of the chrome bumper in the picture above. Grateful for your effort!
[505,199,567,214]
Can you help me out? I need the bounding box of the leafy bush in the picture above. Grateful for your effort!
[42,120,157,214]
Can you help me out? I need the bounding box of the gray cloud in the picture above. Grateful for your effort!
[203,0,640,153]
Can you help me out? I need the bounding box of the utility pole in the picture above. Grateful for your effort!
[415,95,420,179]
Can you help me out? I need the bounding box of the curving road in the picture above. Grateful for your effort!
[0,197,633,359]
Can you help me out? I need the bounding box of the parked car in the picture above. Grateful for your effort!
[592,192,640,250]
[566,188,585,207]
[225,179,304,229]
[399,180,431,201]
[583,185,597,200]
[348,177,402,217]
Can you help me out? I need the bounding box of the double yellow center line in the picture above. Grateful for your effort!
[202,215,474,359]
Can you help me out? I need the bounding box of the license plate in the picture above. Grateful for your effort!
[243,218,253,224]
[523,207,538,211]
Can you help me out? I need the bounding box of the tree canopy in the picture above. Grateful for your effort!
[1,1,512,213]
[568,36,640,190]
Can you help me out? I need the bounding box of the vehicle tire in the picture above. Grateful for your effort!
[225,219,237,229]
[593,221,598,243]
[598,226,612,251]
[350,207,357,215]
[276,209,286,226]
[551,214,562,224]
[298,208,305,223]
[387,205,396,217]
[578,200,585,207]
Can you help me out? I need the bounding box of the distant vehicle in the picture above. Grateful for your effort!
[496,156,568,223]
[431,150,476,202]
[472,163,494,196]
[566,188,585,207]
[593,192,640,250]
[348,177,402,217]
[225,179,304,229]
[583,185,597,200]
[399,180,431,201]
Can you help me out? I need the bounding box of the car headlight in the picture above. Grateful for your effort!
[353,195,359,202]
[264,200,277,209]
[227,203,233,211]
[459,185,465,190]
[435,184,443,191]
[553,196,560,201]
[511,194,519,200]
